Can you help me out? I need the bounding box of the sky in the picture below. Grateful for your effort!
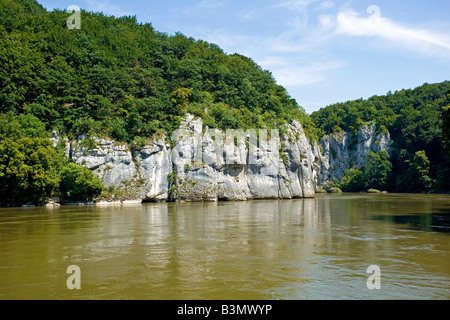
[37,0,450,114]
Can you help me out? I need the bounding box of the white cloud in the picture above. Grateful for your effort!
[335,8,450,57]
[318,14,334,30]
[257,56,344,87]
[267,60,345,87]
[181,1,450,95]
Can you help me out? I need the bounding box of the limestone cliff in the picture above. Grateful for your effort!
[318,123,392,187]
[170,114,320,201]
[69,136,171,202]
[64,116,390,202]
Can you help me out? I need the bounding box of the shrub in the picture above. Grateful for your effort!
[59,163,104,201]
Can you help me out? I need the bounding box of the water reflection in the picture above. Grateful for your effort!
[0,194,449,300]
[371,211,450,233]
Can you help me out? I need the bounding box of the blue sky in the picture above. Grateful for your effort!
[38,0,450,114]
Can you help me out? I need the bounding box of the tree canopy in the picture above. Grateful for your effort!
[0,0,315,143]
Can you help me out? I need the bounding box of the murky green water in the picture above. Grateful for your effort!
[0,193,449,300]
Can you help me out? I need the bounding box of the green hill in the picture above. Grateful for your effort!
[0,0,315,143]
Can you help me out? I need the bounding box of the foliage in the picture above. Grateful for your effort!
[59,162,104,201]
[364,150,392,191]
[0,0,323,205]
[0,0,316,143]
[0,111,49,140]
[337,150,392,192]
[0,111,104,204]
[0,137,60,205]
[1,0,448,204]
[396,150,432,193]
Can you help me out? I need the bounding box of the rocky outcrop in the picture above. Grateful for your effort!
[63,116,391,203]
[283,121,322,198]
[137,141,172,201]
[170,115,320,201]
[69,136,171,202]
[318,123,392,187]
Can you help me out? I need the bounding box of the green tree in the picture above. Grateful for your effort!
[59,162,104,201]
[311,81,450,193]
[396,150,433,193]
[339,150,392,192]
[170,88,193,111]
[1,0,317,144]
[0,137,59,205]
[0,112,21,140]
[364,150,392,191]
[0,112,48,139]
[339,167,367,192]
[18,113,48,138]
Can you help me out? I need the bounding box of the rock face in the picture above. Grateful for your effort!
[137,141,172,201]
[65,116,391,202]
[69,136,171,202]
[318,123,392,187]
[170,115,320,201]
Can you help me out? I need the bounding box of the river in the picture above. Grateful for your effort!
[0,193,449,300]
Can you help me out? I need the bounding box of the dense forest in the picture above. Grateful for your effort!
[0,0,449,205]
[0,0,314,140]
[311,81,450,193]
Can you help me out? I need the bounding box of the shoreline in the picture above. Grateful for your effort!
[1,191,450,208]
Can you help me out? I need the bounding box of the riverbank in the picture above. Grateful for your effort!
[2,190,450,208]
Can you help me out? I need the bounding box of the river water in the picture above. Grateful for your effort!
[0,193,449,300]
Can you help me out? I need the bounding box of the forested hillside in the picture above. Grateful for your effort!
[0,0,314,142]
[0,0,318,205]
[311,82,450,193]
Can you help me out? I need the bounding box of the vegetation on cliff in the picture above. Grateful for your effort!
[312,82,450,193]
